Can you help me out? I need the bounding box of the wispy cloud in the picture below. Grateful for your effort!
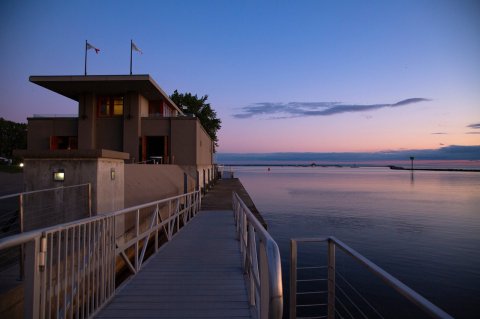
[233,98,431,119]
[432,132,447,135]
[466,132,480,135]
[467,123,480,129]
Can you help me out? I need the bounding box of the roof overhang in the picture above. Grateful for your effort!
[29,74,183,114]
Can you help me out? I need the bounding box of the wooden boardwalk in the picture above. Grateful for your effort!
[95,210,252,318]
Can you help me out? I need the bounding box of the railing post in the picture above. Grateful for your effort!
[88,183,92,217]
[290,240,297,319]
[259,239,269,319]
[135,209,139,272]
[24,236,42,319]
[327,239,336,319]
[19,193,25,280]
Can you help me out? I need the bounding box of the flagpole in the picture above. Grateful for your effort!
[130,39,133,75]
[84,40,88,76]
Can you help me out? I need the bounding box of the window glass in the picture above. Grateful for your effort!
[98,96,123,117]
[113,97,124,115]
[98,97,110,116]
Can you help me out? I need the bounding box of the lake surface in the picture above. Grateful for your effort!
[235,167,480,318]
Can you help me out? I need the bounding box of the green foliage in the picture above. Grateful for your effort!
[0,118,27,162]
[170,90,222,150]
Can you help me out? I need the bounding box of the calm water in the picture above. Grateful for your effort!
[235,167,480,318]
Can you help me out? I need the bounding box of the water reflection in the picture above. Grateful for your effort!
[235,167,480,318]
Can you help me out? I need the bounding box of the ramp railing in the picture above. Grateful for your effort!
[0,190,201,319]
[0,183,91,279]
[232,192,283,319]
[290,237,453,319]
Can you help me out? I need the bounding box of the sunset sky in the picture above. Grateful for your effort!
[1,0,479,153]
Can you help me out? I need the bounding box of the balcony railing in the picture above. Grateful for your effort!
[0,190,201,319]
[290,237,453,319]
[233,192,283,319]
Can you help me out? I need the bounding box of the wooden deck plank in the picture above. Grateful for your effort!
[95,210,252,318]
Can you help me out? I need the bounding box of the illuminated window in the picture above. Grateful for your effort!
[113,97,124,115]
[97,96,123,117]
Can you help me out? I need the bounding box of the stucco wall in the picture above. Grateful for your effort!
[124,164,195,207]
[22,157,124,230]
[96,159,125,213]
[78,93,97,149]
[141,118,170,136]
[170,118,196,165]
[139,94,149,117]
[27,118,78,151]
[196,121,213,165]
[123,93,141,162]
[96,118,123,152]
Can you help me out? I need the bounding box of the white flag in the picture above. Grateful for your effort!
[86,42,100,54]
[132,41,143,54]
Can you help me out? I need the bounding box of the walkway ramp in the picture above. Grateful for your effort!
[95,210,252,318]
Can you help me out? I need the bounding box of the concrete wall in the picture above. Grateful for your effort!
[78,93,97,149]
[22,157,124,219]
[96,118,123,152]
[196,121,214,165]
[141,118,170,136]
[180,164,214,193]
[123,93,141,162]
[139,94,149,117]
[170,118,196,165]
[124,164,195,207]
[27,118,78,151]
[96,159,125,213]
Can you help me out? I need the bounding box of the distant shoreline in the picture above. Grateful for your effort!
[217,163,480,172]
[388,166,480,173]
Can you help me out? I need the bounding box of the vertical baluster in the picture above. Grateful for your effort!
[47,233,53,319]
[135,209,139,272]
[76,225,80,319]
[327,239,336,319]
[155,205,159,252]
[63,229,68,318]
[86,222,91,316]
[290,240,298,319]
[81,223,86,319]
[95,220,100,310]
[69,227,75,319]
[56,230,61,318]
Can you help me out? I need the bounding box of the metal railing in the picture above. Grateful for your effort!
[0,190,201,319]
[232,192,283,319]
[290,237,453,319]
[0,183,92,279]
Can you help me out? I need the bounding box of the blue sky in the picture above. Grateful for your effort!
[1,0,479,153]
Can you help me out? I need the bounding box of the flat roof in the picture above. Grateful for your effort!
[29,74,183,114]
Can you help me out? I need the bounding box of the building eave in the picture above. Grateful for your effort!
[29,74,184,114]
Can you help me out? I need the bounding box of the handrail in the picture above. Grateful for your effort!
[0,190,199,251]
[0,183,91,200]
[290,237,454,319]
[232,192,283,319]
[0,190,201,319]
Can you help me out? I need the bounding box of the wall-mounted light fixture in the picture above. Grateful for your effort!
[110,168,115,180]
[53,169,65,182]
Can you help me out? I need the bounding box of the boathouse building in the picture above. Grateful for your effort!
[17,74,215,214]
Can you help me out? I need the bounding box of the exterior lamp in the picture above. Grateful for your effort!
[19,163,24,168]
[111,168,115,180]
[53,169,65,181]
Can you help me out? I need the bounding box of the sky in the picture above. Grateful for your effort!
[0,0,479,154]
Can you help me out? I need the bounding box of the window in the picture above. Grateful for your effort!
[97,96,123,117]
[50,136,78,150]
[148,101,163,116]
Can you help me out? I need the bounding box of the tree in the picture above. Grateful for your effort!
[170,90,221,150]
[0,118,27,162]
